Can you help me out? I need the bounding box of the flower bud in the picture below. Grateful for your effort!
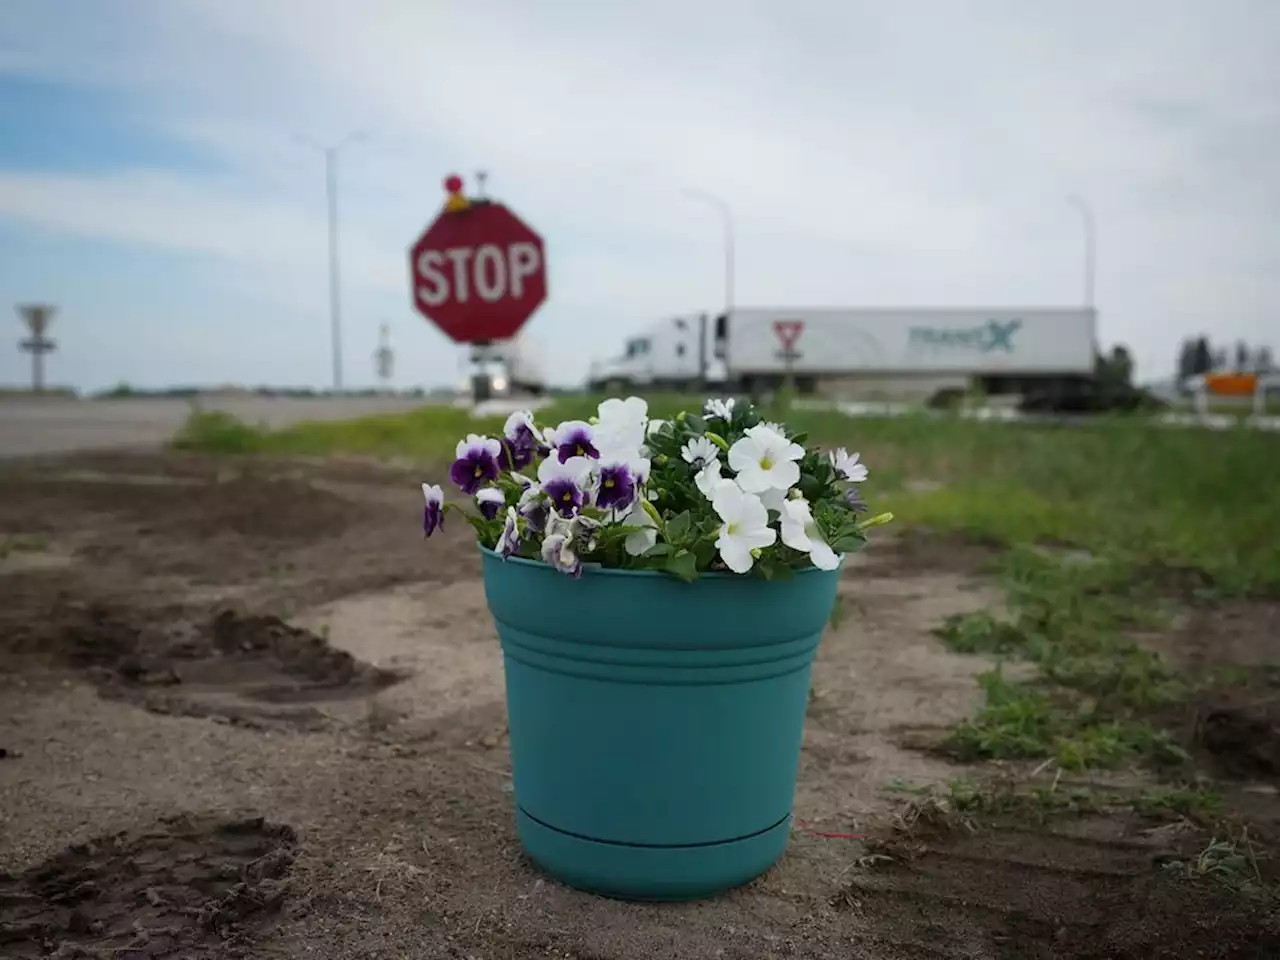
[655,454,668,466]
[857,511,894,530]
[750,548,763,559]
[703,431,731,453]
[788,488,803,499]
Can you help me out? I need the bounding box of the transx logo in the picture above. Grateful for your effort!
[907,318,1023,353]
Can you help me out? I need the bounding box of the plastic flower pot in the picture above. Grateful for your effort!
[480,545,841,901]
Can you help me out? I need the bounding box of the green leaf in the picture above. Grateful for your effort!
[790,431,809,444]
[756,557,796,581]
[666,510,693,543]
[666,550,699,582]
[644,542,674,557]
[684,415,707,434]
[692,539,717,568]
[829,535,868,553]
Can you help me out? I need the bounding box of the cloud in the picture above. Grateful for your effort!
[1,0,1278,389]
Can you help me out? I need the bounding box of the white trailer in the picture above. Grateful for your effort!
[725,307,1097,377]
[587,307,1097,396]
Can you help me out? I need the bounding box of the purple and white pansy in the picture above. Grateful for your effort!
[449,434,502,495]
[419,396,891,580]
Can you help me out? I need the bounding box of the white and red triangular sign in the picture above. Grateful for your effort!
[773,319,805,351]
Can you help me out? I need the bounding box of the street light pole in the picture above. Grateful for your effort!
[1067,195,1096,309]
[683,189,735,390]
[683,188,735,317]
[297,132,366,392]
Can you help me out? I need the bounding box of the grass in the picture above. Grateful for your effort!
[935,547,1203,771]
[172,394,1280,590]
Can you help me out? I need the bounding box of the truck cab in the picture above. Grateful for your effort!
[586,316,726,392]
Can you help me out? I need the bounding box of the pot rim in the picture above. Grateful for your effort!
[478,544,844,579]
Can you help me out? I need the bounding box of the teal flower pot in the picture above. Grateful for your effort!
[480,546,840,901]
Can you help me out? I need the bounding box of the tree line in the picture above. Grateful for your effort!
[1176,337,1275,380]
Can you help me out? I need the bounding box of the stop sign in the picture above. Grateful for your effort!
[408,201,548,343]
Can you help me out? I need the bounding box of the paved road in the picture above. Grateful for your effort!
[0,396,431,459]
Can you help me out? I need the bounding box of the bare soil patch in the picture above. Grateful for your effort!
[0,814,296,959]
[844,804,1280,959]
[2,452,1278,958]
[2,596,407,729]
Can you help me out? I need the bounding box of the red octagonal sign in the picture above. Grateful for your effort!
[408,201,548,344]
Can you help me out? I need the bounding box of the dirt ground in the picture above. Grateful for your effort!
[2,451,1278,959]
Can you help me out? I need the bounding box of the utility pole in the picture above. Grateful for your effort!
[17,304,57,392]
[374,322,394,392]
[296,132,366,392]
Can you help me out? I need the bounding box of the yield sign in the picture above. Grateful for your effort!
[773,320,805,353]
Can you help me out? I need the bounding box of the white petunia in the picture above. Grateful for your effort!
[712,482,777,573]
[681,436,719,468]
[621,501,659,556]
[829,447,868,483]
[694,459,723,499]
[727,423,805,493]
[780,497,840,571]
[758,486,788,513]
[704,397,735,420]
[595,396,649,453]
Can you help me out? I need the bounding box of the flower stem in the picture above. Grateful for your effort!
[641,498,667,537]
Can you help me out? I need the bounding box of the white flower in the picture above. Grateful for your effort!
[727,424,805,493]
[829,447,868,483]
[595,396,648,453]
[712,482,777,573]
[759,421,786,436]
[758,487,788,513]
[704,397,735,420]
[780,498,840,571]
[638,419,666,458]
[681,436,718,468]
[694,459,723,499]
[621,501,658,556]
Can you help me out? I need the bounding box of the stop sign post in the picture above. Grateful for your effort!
[408,176,548,346]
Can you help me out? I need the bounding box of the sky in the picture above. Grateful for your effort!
[0,0,1277,392]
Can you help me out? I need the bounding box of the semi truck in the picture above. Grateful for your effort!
[462,334,547,400]
[586,307,1098,400]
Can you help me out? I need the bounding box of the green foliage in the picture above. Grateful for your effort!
[171,409,267,453]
